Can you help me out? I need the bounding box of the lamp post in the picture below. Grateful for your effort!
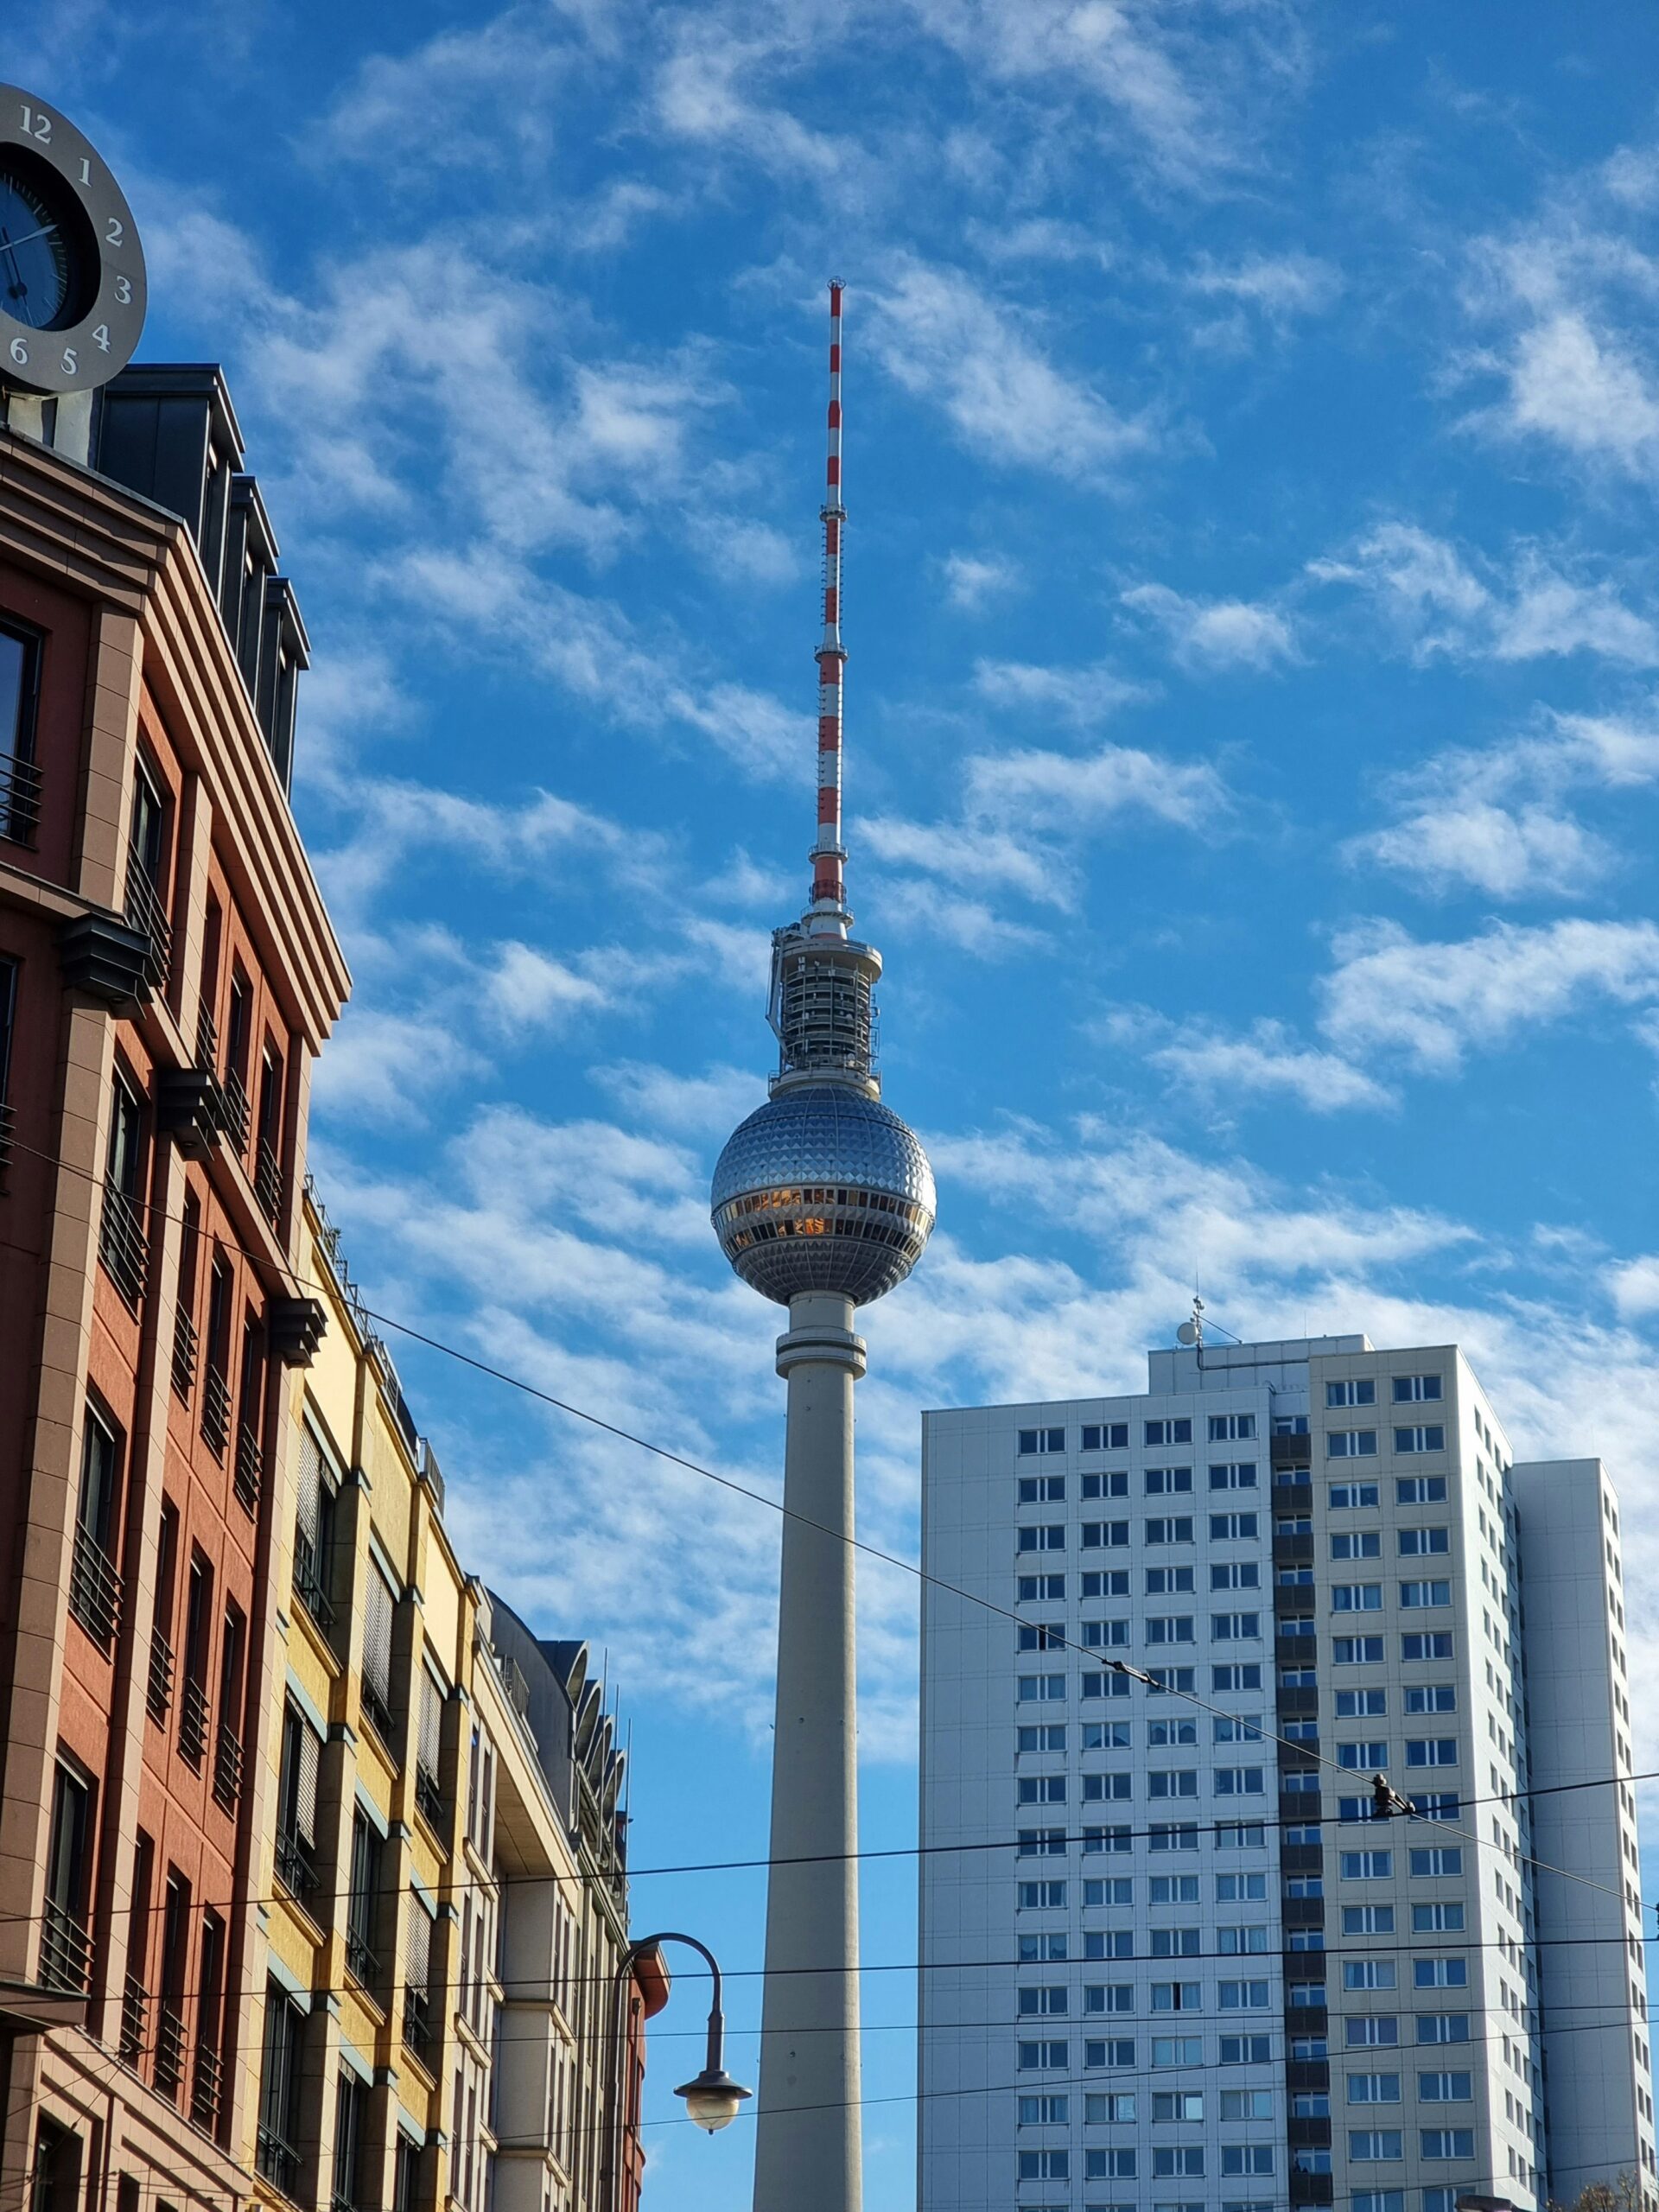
[607,1930,752,2210]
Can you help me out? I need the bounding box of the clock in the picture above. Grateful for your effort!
[0,86,146,397]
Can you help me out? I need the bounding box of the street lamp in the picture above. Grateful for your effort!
[609,1929,752,2210]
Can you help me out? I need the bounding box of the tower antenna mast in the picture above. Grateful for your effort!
[810,279,849,936]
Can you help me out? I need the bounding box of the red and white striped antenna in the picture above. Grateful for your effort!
[808,279,849,937]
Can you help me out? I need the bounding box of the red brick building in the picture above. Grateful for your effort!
[0,377,348,2207]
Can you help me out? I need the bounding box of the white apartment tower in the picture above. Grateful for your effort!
[919,1332,1656,2212]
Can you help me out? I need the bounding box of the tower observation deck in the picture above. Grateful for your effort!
[709,284,935,2212]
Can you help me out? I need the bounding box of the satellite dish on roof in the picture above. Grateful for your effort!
[1176,1321,1199,1346]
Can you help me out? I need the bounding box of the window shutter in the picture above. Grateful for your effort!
[419,1672,442,1777]
[295,1719,320,1848]
[364,1566,394,1699]
[405,1897,431,1997]
[295,1422,321,1550]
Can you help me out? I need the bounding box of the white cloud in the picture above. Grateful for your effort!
[484,943,616,1034]
[1495,310,1659,474]
[1355,801,1611,900]
[1121,582,1299,671]
[1609,1255,1659,1319]
[972,658,1148,726]
[868,258,1154,480]
[1124,1013,1392,1112]
[965,741,1227,834]
[1319,917,1659,1074]
[859,815,1069,908]
[1309,522,1659,668]
[1185,251,1341,319]
[309,1007,486,1126]
[594,1060,765,1136]
[943,552,1020,608]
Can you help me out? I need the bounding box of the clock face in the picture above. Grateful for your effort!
[0,86,146,397]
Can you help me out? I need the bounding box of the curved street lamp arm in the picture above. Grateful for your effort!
[620,1929,727,2074]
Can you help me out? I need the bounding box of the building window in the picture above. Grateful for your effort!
[1418,2070,1472,2101]
[1338,1740,1389,1770]
[1398,1526,1450,1555]
[1393,1374,1443,1402]
[1209,1413,1255,1440]
[1018,1573,1066,1602]
[1019,1427,1065,1454]
[1330,1481,1380,1508]
[362,1561,397,1749]
[1405,1739,1458,1768]
[1019,1472,1065,1502]
[1209,1463,1257,1491]
[1343,1905,1395,1935]
[41,1762,93,1993]
[1211,1615,1261,1643]
[1018,1676,1066,1704]
[1326,1378,1376,1406]
[1395,1426,1446,1453]
[1331,1531,1380,1560]
[98,1071,148,1310]
[1350,2131,1405,2160]
[1146,1520,1194,1548]
[0,618,42,844]
[1344,1961,1397,1990]
[1081,1422,1129,1451]
[1087,2036,1136,2067]
[1019,1881,1067,1909]
[1332,1584,1382,1612]
[1333,1636,1384,1663]
[1146,1419,1192,1446]
[1397,1476,1447,1503]
[1400,1581,1452,1609]
[1328,1430,1377,1458]
[1409,1847,1462,1877]
[1017,2040,1069,2069]
[1402,1631,1454,1660]
[1413,1958,1468,1989]
[275,1702,322,1898]
[1416,2014,1470,2044]
[1018,1523,1065,1553]
[68,1404,124,1649]
[1420,2129,1476,2159]
[0,956,15,1181]
[1145,1467,1192,1495]
[256,1983,304,2194]
[346,1812,385,1992]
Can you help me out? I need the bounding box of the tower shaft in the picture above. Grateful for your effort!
[752,1291,866,2212]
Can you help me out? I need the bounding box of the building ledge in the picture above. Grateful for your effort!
[0,1975,88,2031]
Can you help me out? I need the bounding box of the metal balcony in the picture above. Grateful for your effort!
[233,1421,262,1513]
[68,1523,123,1649]
[147,1630,175,1725]
[255,1138,282,1224]
[154,2001,186,2096]
[179,1676,209,1770]
[99,1185,149,1311]
[190,2038,222,2131]
[213,1722,244,1810]
[276,1827,318,1903]
[414,1763,443,1831]
[346,1926,380,1991]
[361,1676,396,1755]
[170,1306,199,1403]
[219,1068,250,1154]
[119,1974,149,2065]
[200,1364,231,1459]
[402,1987,431,2059]
[257,2127,300,2197]
[39,1900,92,1994]
[124,851,172,991]
[293,1529,335,1631]
[0,751,41,846]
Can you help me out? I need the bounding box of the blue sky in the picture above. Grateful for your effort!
[17,0,1659,2198]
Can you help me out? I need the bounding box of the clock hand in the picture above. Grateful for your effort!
[0,222,58,254]
[0,226,26,306]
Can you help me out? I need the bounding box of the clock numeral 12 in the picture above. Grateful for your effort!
[17,105,52,143]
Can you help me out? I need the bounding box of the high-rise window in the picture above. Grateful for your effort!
[0,618,42,844]
[255,1983,304,2194]
[41,1762,93,1993]
[98,1071,147,1308]
[68,1404,122,1648]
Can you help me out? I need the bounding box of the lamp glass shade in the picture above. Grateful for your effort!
[673,2067,753,2133]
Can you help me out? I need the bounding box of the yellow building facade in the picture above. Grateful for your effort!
[239,1186,656,2212]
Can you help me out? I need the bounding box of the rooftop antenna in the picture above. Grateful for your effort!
[808,279,849,939]
[1176,1292,1206,1369]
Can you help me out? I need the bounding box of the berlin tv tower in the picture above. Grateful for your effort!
[711,283,937,2212]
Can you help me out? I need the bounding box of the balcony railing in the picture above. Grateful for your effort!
[68,1522,123,1649]
[255,1138,282,1225]
[257,2127,300,2197]
[170,1306,198,1403]
[220,1068,250,1154]
[234,1421,263,1513]
[414,1763,443,1831]
[213,1722,244,1810]
[0,750,41,846]
[147,1629,175,1724]
[124,852,172,988]
[99,1185,149,1311]
[0,1100,13,1184]
[276,1827,318,1904]
[39,1899,92,1994]
[154,2001,186,2097]
[119,1974,149,2065]
[179,1676,209,1770]
[402,1987,431,2059]
[361,1676,396,1755]
[345,1926,380,1991]
[200,1365,231,1459]
[293,1529,335,1632]
[190,2038,222,2131]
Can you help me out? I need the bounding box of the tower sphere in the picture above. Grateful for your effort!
[712,1083,935,1308]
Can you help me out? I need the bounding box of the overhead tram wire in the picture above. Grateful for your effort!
[4,1128,1649,1926]
[1,1755,1655,1942]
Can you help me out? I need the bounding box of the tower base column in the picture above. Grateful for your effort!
[751,1292,866,2212]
